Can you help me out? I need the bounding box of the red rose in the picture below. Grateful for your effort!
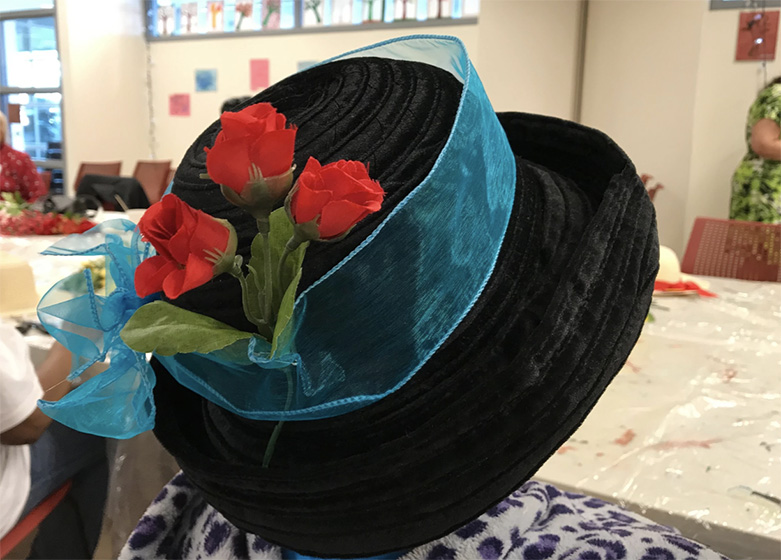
[135,195,237,299]
[205,102,296,196]
[288,157,385,240]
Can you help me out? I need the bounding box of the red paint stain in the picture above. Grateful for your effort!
[721,368,738,383]
[625,361,641,373]
[596,452,605,457]
[557,445,576,455]
[614,429,636,446]
[650,438,721,451]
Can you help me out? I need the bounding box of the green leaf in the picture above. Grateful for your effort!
[248,208,308,315]
[270,268,301,356]
[120,300,254,356]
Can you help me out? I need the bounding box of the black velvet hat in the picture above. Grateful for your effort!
[150,36,658,557]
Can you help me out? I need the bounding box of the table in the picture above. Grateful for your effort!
[534,277,781,560]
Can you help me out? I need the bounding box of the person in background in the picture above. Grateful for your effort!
[220,96,251,114]
[0,111,47,202]
[0,322,108,559]
[730,77,781,222]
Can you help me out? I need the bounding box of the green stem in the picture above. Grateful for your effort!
[276,237,302,291]
[262,368,293,468]
[262,231,273,324]
[229,262,272,339]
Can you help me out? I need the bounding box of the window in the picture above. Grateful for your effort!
[710,0,781,9]
[146,0,478,39]
[0,4,64,193]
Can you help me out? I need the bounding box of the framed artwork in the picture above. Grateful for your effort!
[303,0,325,26]
[331,0,352,24]
[395,0,415,20]
[157,5,175,35]
[207,1,225,32]
[180,2,199,34]
[363,0,382,22]
[235,1,255,31]
[262,0,281,29]
[736,10,779,61]
[427,0,449,19]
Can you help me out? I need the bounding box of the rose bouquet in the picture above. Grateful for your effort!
[119,103,384,463]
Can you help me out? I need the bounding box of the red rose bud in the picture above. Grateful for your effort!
[135,194,238,300]
[204,103,296,213]
[287,157,385,241]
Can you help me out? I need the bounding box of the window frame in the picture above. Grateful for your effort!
[0,4,65,176]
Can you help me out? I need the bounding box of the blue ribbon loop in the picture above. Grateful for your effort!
[37,220,158,438]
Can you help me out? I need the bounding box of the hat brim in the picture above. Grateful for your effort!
[151,112,657,557]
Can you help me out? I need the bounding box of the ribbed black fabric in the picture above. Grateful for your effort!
[151,58,658,558]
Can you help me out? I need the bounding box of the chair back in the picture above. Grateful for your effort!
[133,160,172,205]
[40,170,52,192]
[0,481,72,558]
[681,217,781,282]
[73,161,122,192]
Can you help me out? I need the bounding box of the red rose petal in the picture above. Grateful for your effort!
[292,179,330,224]
[251,129,296,178]
[135,255,178,298]
[161,254,213,299]
[318,199,370,239]
[205,136,253,193]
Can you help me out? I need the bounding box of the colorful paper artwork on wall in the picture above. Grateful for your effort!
[363,0,383,22]
[207,1,225,32]
[250,58,270,90]
[195,69,218,92]
[262,0,281,29]
[395,0,415,20]
[297,60,319,72]
[157,5,175,36]
[331,0,352,25]
[427,0,450,19]
[235,1,254,31]
[169,94,191,117]
[736,11,779,61]
[180,2,199,34]
[303,0,324,26]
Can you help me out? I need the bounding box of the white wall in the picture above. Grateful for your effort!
[148,25,479,165]
[581,0,706,254]
[57,0,151,193]
[686,9,781,240]
[477,0,582,119]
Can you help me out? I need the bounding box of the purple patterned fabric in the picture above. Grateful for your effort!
[119,474,730,560]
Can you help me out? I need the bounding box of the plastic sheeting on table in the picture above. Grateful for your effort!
[535,277,781,559]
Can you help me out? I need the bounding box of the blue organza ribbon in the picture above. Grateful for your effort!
[37,220,158,438]
[157,35,517,420]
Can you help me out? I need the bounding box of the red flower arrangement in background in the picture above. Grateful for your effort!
[0,209,95,236]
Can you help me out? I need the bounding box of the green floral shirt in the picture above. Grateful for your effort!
[730,83,781,223]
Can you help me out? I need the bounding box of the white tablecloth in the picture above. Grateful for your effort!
[535,278,781,559]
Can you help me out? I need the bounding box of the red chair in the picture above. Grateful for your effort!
[0,481,72,558]
[39,170,52,193]
[133,160,172,205]
[640,173,663,203]
[681,217,781,282]
[73,161,122,193]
